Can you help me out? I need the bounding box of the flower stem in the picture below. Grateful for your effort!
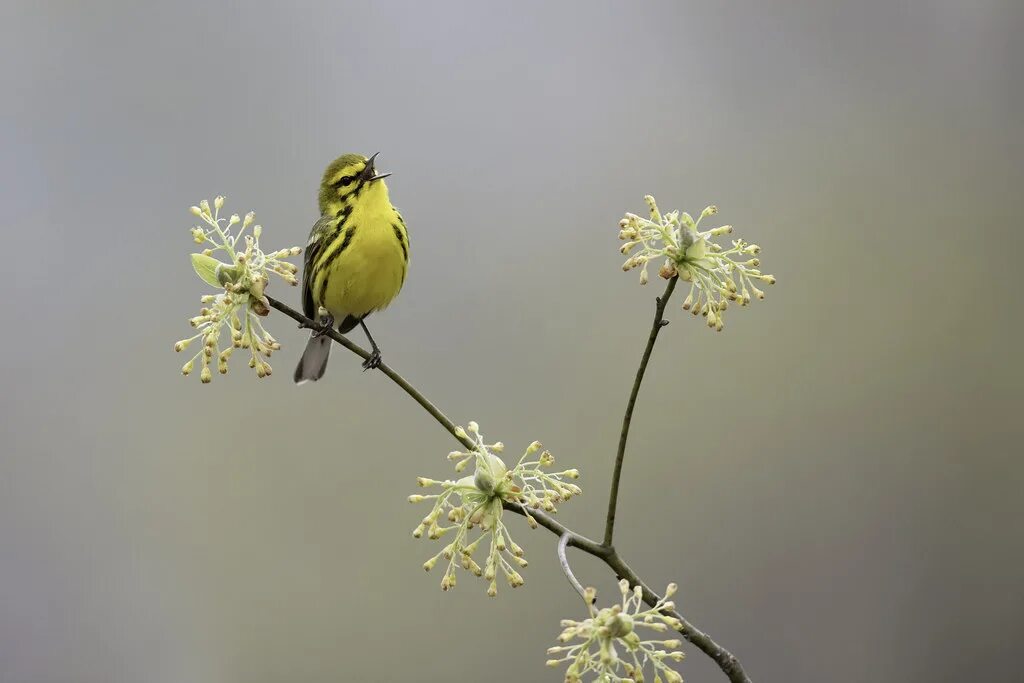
[604,276,677,547]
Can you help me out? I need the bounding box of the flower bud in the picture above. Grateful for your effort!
[643,195,661,223]
[250,296,270,317]
[213,195,224,210]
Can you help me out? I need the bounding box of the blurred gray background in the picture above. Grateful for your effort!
[1,1,1021,681]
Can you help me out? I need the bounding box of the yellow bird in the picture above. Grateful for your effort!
[294,153,409,383]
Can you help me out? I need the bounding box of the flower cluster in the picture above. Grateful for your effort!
[410,422,582,595]
[619,195,774,331]
[547,580,685,683]
[176,197,301,382]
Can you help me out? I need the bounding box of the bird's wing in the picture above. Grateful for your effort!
[301,214,335,319]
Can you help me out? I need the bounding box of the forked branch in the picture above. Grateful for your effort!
[264,293,750,683]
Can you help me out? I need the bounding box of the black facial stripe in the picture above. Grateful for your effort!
[332,173,357,188]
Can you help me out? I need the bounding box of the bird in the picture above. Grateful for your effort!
[293,152,409,383]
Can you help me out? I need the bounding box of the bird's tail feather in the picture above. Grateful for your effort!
[293,333,332,384]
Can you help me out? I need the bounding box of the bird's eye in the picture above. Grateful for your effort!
[334,174,355,187]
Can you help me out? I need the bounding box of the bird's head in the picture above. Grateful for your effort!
[318,152,391,214]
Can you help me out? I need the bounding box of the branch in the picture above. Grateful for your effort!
[265,296,474,451]
[603,552,751,683]
[502,502,751,683]
[265,293,750,683]
[604,276,678,547]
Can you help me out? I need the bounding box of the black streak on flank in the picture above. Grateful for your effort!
[317,273,330,307]
[314,225,356,304]
[392,223,408,262]
[323,224,356,270]
[338,225,356,255]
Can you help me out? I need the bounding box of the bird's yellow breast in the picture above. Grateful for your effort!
[313,193,407,321]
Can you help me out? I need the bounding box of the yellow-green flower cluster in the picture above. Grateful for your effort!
[619,195,775,331]
[410,422,582,596]
[176,197,301,382]
[547,580,685,683]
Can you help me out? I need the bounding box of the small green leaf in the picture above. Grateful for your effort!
[190,253,227,288]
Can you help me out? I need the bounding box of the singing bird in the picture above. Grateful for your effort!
[293,153,409,383]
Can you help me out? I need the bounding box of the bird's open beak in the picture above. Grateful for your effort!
[365,152,392,181]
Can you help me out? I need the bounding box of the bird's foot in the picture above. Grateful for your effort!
[302,314,335,337]
[361,350,382,371]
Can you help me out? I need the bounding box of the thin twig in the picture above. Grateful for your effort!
[265,296,473,450]
[265,293,750,683]
[557,532,588,603]
[603,276,678,547]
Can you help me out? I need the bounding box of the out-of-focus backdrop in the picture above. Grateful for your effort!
[2,1,1021,681]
